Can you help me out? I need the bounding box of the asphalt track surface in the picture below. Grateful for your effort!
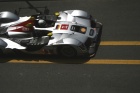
[0,0,140,93]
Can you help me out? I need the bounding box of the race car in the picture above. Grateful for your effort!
[0,9,102,58]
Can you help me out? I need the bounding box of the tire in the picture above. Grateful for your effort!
[0,49,4,56]
[92,22,102,57]
[26,45,44,52]
[0,49,5,58]
[96,22,103,41]
[59,46,77,58]
[12,49,24,56]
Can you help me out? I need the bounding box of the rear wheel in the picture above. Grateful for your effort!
[0,49,4,56]
[0,49,5,58]
[59,46,77,58]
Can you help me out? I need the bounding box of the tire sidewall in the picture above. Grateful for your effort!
[59,46,77,58]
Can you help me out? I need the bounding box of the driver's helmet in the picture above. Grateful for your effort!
[38,19,47,27]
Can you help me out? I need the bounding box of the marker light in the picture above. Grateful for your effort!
[55,12,60,16]
[47,32,53,36]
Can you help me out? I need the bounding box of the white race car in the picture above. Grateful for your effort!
[0,3,102,58]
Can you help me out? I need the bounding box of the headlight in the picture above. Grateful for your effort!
[55,12,60,16]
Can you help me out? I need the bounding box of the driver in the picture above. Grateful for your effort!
[38,19,47,28]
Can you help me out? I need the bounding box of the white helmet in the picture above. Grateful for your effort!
[38,19,46,27]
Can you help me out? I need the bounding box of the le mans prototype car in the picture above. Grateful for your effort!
[0,3,102,58]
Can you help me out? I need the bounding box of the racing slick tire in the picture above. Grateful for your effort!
[96,22,102,42]
[58,46,77,58]
[0,49,4,56]
[90,22,102,57]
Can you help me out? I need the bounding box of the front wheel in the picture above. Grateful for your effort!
[59,46,77,58]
